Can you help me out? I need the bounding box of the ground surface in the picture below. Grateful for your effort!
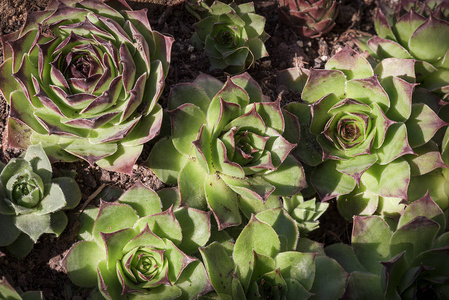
[0,0,379,298]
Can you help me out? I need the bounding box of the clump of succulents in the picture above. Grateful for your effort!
[0,144,81,258]
[200,212,347,299]
[190,1,269,73]
[147,72,306,230]
[357,0,449,99]
[280,46,447,218]
[278,0,339,38]
[64,181,212,299]
[0,0,174,174]
[0,277,43,300]
[283,193,329,235]
[326,194,449,299]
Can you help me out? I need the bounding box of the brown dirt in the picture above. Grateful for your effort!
[0,0,378,298]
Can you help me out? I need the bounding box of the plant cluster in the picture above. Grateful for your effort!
[0,0,448,299]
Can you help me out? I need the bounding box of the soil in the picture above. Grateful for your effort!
[0,0,379,298]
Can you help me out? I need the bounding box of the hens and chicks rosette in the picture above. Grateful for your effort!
[0,0,174,174]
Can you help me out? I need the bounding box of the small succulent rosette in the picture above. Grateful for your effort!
[147,72,306,230]
[0,277,43,300]
[191,1,269,73]
[278,0,339,38]
[0,144,81,258]
[199,212,347,299]
[357,0,449,99]
[280,46,447,218]
[282,193,329,235]
[326,194,449,299]
[64,182,212,299]
[0,0,174,174]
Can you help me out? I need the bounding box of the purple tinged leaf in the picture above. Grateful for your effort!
[325,46,374,80]
[302,69,346,104]
[407,141,448,176]
[373,58,416,83]
[63,112,120,129]
[121,104,163,146]
[32,76,66,117]
[120,72,146,122]
[9,90,48,135]
[126,21,151,73]
[50,85,96,110]
[213,138,245,178]
[92,53,114,95]
[409,15,449,63]
[119,43,136,92]
[81,75,123,115]
[6,29,40,73]
[59,16,114,40]
[374,5,396,40]
[77,0,125,23]
[193,125,212,174]
[88,116,141,144]
[366,36,413,59]
[42,3,89,25]
[231,72,267,103]
[393,9,427,47]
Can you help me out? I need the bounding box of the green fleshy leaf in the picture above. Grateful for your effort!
[375,123,414,165]
[361,158,410,199]
[205,173,242,230]
[325,46,374,80]
[176,260,212,299]
[97,260,124,299]
[95,143,143,175]
[325,243,366,273]
[212,139,244,178]
[92,201,139,247]
[118,181,162,218]
[6,232,34,259]
[250,252,275,283]
[344,271,384,299]
[221,174,275,202]
[0,277,22,300]
[311,160,357,201]
[134,207,183,244]
[256,208,299,252]
[147,137,188,185]
[193,125,213,174]
[168,82,211,113]
[233,215,280,290]
[231,72,264,103]
[200,242,235,298]
[336,155,378,183]
[23,144,52,185]
[408,16,449,63]
[301,69,346,104]
[274,251,316,290]
[408,170,449,211]
[366,36,413,59]
[179,159,208,210]
[238,194,282,219]
[65,240,105,287]
[381,76,413,122]
[52,177,81,209]
[193,73,224,100]
[174,207,211,254]
[261,155,306,197]
[406,103,447,148]
[309,256,348,300]
[374,58,416,83]
[45,211,68,236]
[352,215,392,274]
[392,11,426,47]
[390,217,439,262]
[337,185,379,221]
[171,104,206,156]
[15,213,50,243]
[309,93,342,135]
[77,206,99,241]
[157,187,181,211]
[0,214,20,246]
[35,182,66,215]
[346,77,390,111]
[163,238,196,283]
[276,67,310,94]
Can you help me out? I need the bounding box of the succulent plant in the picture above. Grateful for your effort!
[147,72,306,230]
[0,0,174,174]
[64,181,212,299]
[0,277,43,300]
[190,1,269,73]
[0,144,81,258]
[278,0,339,38]
[326,194,449,299]
[199,212,347,299]
[283,193,329,235]
[357,0,449,99]
[280,46,447,214]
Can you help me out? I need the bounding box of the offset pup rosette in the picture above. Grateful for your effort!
[280,46,447,217]
[357,0,449,99]
[147,72,306,230]
[0,0,174,174]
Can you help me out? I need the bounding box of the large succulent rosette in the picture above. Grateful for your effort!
[326,194,449,299]
[278,0,339,38]
[191,1,269,73]
[281,46,447,214]
[0,0,174,174]
[357,0,449,99]
[64,182,212,299]
[199,212,347,299]
[147,72,306,230]
[0,144,81,258]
